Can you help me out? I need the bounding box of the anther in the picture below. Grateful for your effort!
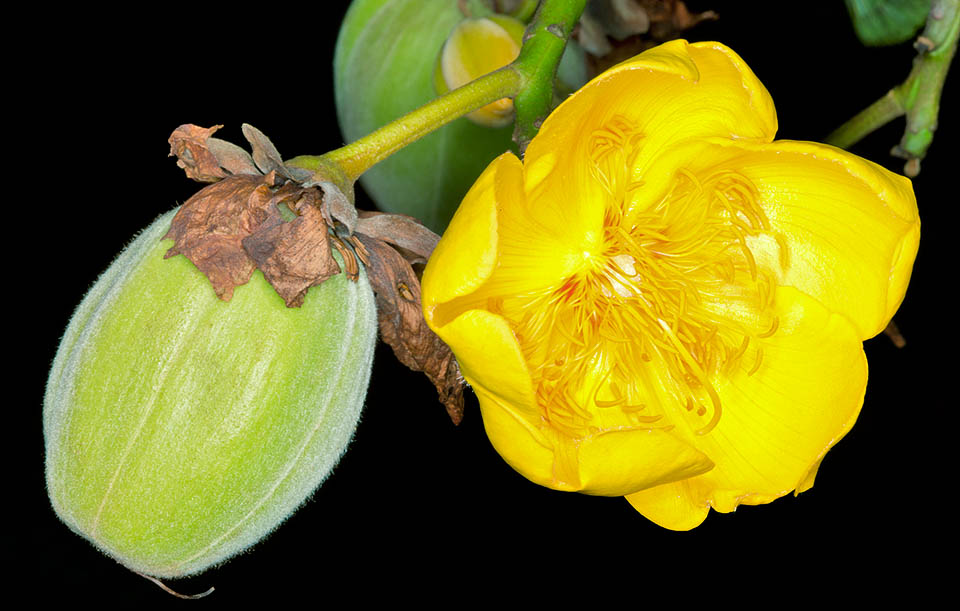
[757,316,779,339]
[747,348,764,376]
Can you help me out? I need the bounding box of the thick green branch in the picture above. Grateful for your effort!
[511,0,588,153]
[827,0,959,176]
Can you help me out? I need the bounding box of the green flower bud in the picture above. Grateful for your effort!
[334,0,517,233]
[44,209,377,579]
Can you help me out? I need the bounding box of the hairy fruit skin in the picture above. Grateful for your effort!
[44,209,377,578]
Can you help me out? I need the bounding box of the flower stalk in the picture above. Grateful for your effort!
[827,0,959,176]
[302,66,523,184]
[288,0,586,193]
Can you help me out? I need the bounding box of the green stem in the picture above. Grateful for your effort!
[289,66,522,184]
[826,0,959,176]
[825,89,906,149]
[287,0,586,191]
[512,0,588,153]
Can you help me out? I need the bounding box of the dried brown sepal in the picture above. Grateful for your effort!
[315,181,359,235]
[205,138,261,177]
[330,236,360,282]
[242,123,286,176]
[356,211,440,264]
[348,235,372,268]
[164,174,284,300]
[168,124,260,182]
[168,124,231,183]
[241,191,342,308]
[356,234,464,424]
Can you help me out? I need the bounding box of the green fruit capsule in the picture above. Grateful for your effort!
[44,209,377,578]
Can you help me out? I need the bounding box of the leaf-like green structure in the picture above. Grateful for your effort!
[845,0,930,46]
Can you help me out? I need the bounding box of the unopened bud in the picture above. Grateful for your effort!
[435,16,524,127]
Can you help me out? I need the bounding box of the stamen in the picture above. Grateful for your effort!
[747,348,764,376]
[593,369,626,408]
[757,316,779,339]
[733,334,751,360]
[695,383,723,436]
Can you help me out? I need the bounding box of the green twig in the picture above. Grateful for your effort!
[827,0,959,176]
[511,0,587,153]
[288,0,587,197]
[288,66,523,190]
[825,89,908,150]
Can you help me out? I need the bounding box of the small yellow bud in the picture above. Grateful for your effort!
[435,16,524,127]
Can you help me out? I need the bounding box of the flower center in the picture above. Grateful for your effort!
[503,116,782,438]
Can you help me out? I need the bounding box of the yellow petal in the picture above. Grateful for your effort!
[473,382,558,489]
[629,286,868,523]
[573,427,714,496]
[422,152,506,308]
[523,40,778,221]
[437,308,540,420]
[661,138,919,338]
[625,480,710,531]
[424,147,599,325]
[471,354,715,495]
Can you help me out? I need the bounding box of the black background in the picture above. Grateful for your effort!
[25,1,953,604]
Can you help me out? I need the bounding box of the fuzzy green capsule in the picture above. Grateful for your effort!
[44,209,377,578]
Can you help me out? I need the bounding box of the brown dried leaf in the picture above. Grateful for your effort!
[164,174,282,300]
[357,234,465,424]
[356,211,440,264]
[242,194,341,308]
[168,124,230,183]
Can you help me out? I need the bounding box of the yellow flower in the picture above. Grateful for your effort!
[421,40,919,530]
